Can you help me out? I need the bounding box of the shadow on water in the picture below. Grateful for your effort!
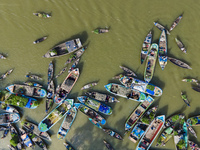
[151,76,165,90]
[77,62,84,74]
[156,105,168,116]
[188,107,200,118]
[52,31,88,47]
[68,92,79,102]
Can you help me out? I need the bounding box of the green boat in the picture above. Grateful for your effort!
[125,95,154,132]
[77,96,112,115]
[38,99,74,132]
[156,126,174,147]
[187,115,200,126]
[182,78,197,83]
[144,43,158,83]
[104,83,146,102]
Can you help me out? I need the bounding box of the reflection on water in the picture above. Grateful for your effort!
[0,0,200,150]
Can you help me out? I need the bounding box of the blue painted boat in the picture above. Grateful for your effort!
[19,128,33,148]
[136,115,165,150]
[125,95,154,132]
[38,99,74,132]
[144,43,158,82]
[187,115,200,126]
[57,107,77,140]
[4,94,39,109]
[88,118,102,129]
[104,83,146,102]
[158,29,167,70]
[74,103,106,125]
[119,76,162,97]
[77,96,112,115]
[0,112,20,125]
[6,84,46,98]
[174,122,188,150]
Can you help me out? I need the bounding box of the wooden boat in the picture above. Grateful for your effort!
[125,95,154,132]
[129,106,158,143]
[38,99,74,132]
[57,107,77,140]
[19,128,33,148]
[0,103,19,113]
[63,142,74,150]
[81,82,98,90]
[6,84,46,98]
[192,86,200,93]
[103,128,123,140]
[187,115,200,126]
[55,66,68,79]
[74,103,106,125]
[33,12,51,18]
[0,69,13,80]
[119,66,137,77]
[186,122,197,138]
[33,36,47,44]
[89,118,102,129]
[174,122,188,150]
[140,31,152,64]
[4,94,39,109]
[181,92,190,107]
[93,28,109,34]
[164,114,185,128]
[103,140,114,150]
[182,78,197,83]
[153,22,170,35]
[68,58,80,73]
[169,15,183,32]
[104,83,146,102]
[22,120,51,141]
[0,112,20,125]
[158,29,167,70]
[77,96,112,115]
[119,76,162,97]
[48,61,54,85]
[26,74,43,80]
[24,81,42,87]
[175,38,187,54]
[168,57,192,69]
[43,38,82,58]
[0,53,6,59]
[144,43,158,82]
[85,91,119,103]
[136,115,165,150]
[156,126,174,147]
[31,135,47,150]
[189,140,200,150]
[9,125,22,150]
[46,80,55,113]
[54,68,79,104]
[65,47,86,65]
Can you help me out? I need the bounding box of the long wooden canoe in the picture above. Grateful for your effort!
[141,31,152,64]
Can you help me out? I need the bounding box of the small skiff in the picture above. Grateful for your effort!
[119,66,137,77]
[0,112,20,125]
[33,12,51,18]
[33,36,47,44]
[169,15,183,32]
[140,31,152,64]
[103,128,123,140]
[168,57,192,69]
[0,69,13,80]
[46,80,55,113]
[81,82,98,90]
[63,142,74,150]
[175,38,187,54]
[154,22,170,35]
[93,28,109,34]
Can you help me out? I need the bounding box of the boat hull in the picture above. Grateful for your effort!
[141,31,152,64]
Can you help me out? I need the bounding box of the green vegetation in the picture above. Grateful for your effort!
[157,137,162,144]
[174,131,178,136]
[141,117,150,124]
[0,90,11,101]
[5,94,28,107]
[179,119,185,124]
[1,103,7,109]
[146,84,155,91]
[171,115,179,122]
[10,133,18,147]
[149,112,155,120]
[190,118,198,125]
[177,139,186,149]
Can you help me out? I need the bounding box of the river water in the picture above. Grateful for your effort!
[0,0,200,150]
